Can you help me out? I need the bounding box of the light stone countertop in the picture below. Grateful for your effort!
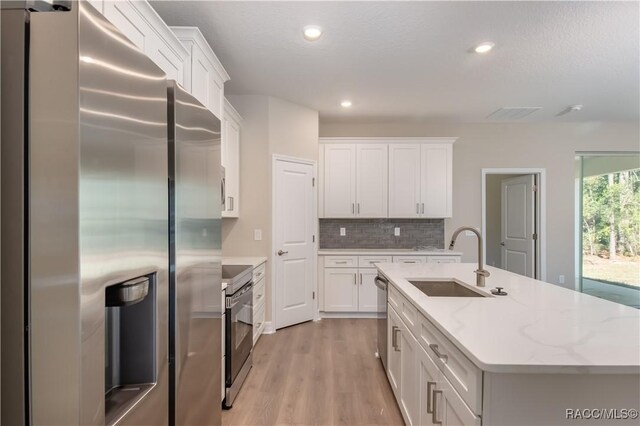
[222,256,267,269]
[318,248,463,256]
[377,262,640,374]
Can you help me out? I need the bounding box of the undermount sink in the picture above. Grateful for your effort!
[409,280,488,297]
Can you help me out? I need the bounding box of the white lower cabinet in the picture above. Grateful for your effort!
[418,342,480,426]
[323,268,359,311]
[358,269,379,311]
[221,287,226,402]
[321,254,460,314]
[389,295,481,426]
[387,307,402,397]
[252,262,267,344]
[322,265,385,313]
[399,314,420,425]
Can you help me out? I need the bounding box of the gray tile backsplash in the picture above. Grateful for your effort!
[319,219,444,249]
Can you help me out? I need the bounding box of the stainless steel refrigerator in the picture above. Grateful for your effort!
[167,80,222,426]
[1,1,222,425]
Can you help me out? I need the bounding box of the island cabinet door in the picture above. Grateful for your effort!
[322,268,358,311]
[418,345,440,426]
[433,375,480,426]
[387,306,402,399]
[399,315,420,426]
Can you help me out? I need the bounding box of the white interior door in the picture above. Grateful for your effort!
[274,158,316,329]
[501,175,535,277]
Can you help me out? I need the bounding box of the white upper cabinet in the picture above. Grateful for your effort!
[389,144,422,218]
[321,142,388,218]
[171,27,230,119]
[421,144,453,218]
[356,144,388,217]
[103,1,189,86]
[321,138,455,219]
[389,140,454,218]
[323,144,357,218]
[222,98,242,218]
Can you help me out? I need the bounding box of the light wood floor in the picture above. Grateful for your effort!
[222,318,404,426]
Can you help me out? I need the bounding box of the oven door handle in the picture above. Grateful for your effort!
[374,276,388,291]
[226,284,253,309]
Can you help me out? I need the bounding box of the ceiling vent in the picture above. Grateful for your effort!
[487,107,542,120]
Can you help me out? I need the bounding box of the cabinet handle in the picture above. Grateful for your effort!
[257,294,263,300]
[354,273,357,285]
[421,203,425,214]
[416,203,419,214]
[393,327,401,352]
[426,381,436,414]
[403,261,416,264]
[357,203,360,214]
[359,273,362,285]
[335,261,348,264]
[391,326,399,349]
[429,343,448,362]
[432,390,443,425]
[352,203,355,214]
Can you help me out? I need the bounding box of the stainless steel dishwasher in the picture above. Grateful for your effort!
[374,274,389,370]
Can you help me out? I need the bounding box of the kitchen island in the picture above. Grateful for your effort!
[377,262,640,426]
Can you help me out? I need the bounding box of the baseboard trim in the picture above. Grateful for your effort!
[263,321,276,334]
[320,312,378,319]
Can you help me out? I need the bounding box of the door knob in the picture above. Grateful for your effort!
[277,250,289,256]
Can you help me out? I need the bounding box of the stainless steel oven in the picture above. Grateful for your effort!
[374,274,389,370]
[224,281,253,408]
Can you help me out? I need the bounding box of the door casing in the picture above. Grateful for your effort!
[481,168,546,281]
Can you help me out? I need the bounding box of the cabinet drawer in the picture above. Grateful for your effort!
[419,313,482,414]
[253,303,265,344]
[253,262,266,282]
[324,255,358,268]
[253,277,266,308]
[388,284,419,338]
[392,256,427,264]
[358,255,392,268]
[426,256,461,264]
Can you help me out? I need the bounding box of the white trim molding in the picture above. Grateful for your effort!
[262,321,276,335]
[320,312,378,319]
[481,168,547,281]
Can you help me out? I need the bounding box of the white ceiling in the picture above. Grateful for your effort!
[152,1,640,122]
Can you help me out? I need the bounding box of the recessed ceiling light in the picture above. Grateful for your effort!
[474,42,495,54]
[303,25,323,41]
[341,100,352,108]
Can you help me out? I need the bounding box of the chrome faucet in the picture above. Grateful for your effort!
[449,226,490,287]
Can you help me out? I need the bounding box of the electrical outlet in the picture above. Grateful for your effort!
[254,229,262,241]
[558,275,565,284]
[340,227,346,236]
[394,227,400,236]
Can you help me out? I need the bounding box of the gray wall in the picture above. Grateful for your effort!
[222,95,319,322]
[319,219,444,249]
[319,120,640,289]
